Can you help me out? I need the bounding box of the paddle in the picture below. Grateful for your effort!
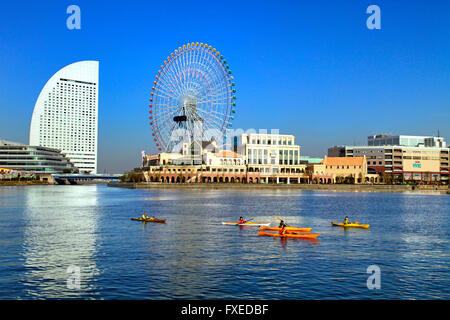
[276,216,289,226]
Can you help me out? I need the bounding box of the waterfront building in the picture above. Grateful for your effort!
[233,133,300,166]
[328,134,449,184]
[145,162,249,184]
[142,132,310,184]
[306,157,369,184]
[232,133,306,183]
[0,139,76,174]
[142,140,250,183]
[323,156,367,184]
[29,61,99,173]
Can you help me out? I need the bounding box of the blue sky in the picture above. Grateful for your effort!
[0,0,449,173]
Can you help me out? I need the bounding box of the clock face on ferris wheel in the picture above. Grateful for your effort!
[148,42,236,152]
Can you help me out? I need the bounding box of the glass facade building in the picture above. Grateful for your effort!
[0,140,76,173]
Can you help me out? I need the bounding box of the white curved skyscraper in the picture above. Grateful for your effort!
[30,61,99,173]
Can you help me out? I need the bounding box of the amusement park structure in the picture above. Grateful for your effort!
[149,42,236,162]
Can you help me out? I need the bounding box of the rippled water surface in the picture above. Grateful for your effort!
[0,185,449,299]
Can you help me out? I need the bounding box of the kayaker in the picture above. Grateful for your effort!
[142,212,149,220]
[238,216,246,224]
[344,216,350,225]
[279,221,287,235]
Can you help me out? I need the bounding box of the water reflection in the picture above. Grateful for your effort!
[22,186,100,298]
[1,186,448,299]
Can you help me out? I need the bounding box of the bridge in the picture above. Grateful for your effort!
[52,174,122,185]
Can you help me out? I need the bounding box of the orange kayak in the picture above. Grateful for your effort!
[260,226,311,233]
[258,231,320,239]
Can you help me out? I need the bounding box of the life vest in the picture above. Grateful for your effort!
[279,226,286,235]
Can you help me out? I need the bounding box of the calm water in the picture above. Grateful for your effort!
[0,185,448,299]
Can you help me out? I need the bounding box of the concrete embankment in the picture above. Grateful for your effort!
[0,181,51,186]
[0,181,110,186]
[107,182,449,194]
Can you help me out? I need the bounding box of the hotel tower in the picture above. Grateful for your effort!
[29,61,99,173]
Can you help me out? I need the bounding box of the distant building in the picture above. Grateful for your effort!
[142,133,310,184]
[233,133,300,165]
[0,139,76,173]
[29,61,99,173]
[142,140,249,183]
[307,156,369,184]
[322,156,367,183]
[367,134,446,148]
[328,134,449,184]
[232,133,305,181]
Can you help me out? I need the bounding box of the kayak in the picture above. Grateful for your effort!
[260,226,312,233]
[331,222,369,229]
[258,231,320,239]
[222,221,271,227]
[131,217,167,223]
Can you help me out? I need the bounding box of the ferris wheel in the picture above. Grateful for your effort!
[149,42,236,153]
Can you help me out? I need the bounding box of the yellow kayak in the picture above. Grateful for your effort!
[331,222,369,229]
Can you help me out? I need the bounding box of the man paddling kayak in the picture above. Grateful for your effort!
[238,216,247,224]
[279,220,287,235]
[344,216,350,225]
[142,212,150,220]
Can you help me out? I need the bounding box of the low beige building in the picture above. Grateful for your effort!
[308,156,368,184]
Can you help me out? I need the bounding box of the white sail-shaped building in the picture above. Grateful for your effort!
[29,61,99,173]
